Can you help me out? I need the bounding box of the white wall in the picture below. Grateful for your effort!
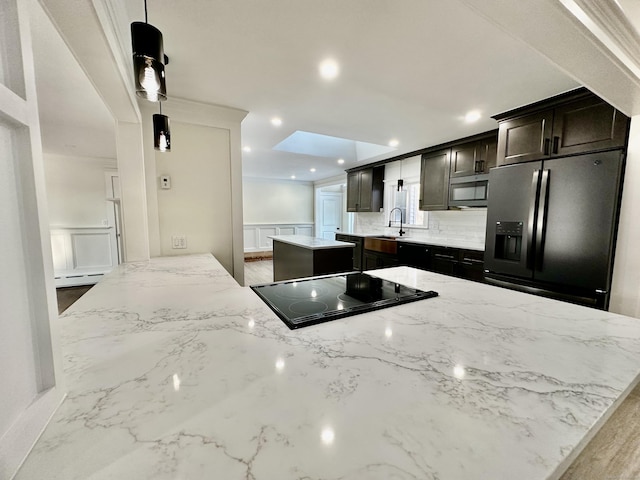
[43,153,115,226]
[141,98,247,283]
[610,115,640,317]
[154,121,233,270]
[243,178,314,224]
[0,1,65,477]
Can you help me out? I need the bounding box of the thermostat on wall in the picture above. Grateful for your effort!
[160,175,171,189]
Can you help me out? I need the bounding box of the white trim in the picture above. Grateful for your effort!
[244,223,314,252]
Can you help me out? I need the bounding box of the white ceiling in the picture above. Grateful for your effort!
[32,0,606,180]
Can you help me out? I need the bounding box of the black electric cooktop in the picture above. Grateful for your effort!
[251,272,438,329]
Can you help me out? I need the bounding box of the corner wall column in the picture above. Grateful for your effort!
[116,121,150,262]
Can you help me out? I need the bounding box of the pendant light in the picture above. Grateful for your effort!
[397,159,404,191]
[131,0,167,101]
[153,102,171,152]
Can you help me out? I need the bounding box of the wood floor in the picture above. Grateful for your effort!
[560,383,640,480]
[243,259,274,286]
[56,260,640,477]
[56,285,93,314]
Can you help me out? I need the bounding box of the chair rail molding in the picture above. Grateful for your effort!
[244,223,314,253]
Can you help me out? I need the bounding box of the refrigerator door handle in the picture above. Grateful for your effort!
[526,170,541,270]
[535,169,550,271]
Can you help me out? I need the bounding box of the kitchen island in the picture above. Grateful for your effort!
[15,254,640,480]
[269,234,355,281]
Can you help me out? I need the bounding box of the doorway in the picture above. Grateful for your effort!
[315,184,346,240]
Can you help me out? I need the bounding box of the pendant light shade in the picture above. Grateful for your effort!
[153,113,171,152]
[131,21,167,101]
[397,160,404,191]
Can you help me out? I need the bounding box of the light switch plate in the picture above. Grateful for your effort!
[160,175,171,189]
[171,235,187,249]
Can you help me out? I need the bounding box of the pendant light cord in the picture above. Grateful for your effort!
[159,102,162,114]
[144,0,148,23]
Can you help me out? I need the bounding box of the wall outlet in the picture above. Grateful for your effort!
[171,235,187,249]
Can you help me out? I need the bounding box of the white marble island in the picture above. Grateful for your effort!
[16,254,640,479]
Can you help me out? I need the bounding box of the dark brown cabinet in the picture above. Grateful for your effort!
[397,242,485,283]
[450,136,497,177]
[495,89,629,167]
[397,242,431,270]
[419,149,450,211]
[335,233,363,270]
[363,251,398,270]
[419,131,497,211]
[454,249,485,282]
[551,96,628,157]
[346,167,384,212]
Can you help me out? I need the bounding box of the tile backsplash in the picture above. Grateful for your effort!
[353,209,487,250]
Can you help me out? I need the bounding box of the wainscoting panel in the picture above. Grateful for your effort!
[243,223,314,253]
[51,227,119,287]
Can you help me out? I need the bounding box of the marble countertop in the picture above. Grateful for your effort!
[340,232,485,251]
[17,254,640,480]
[269,234,355,249]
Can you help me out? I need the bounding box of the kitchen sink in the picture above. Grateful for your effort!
[364,236,398,254]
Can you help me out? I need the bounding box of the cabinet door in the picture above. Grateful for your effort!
[358,169,374,212]
[497,110,553,166]
[363,252,379,270]
[450,142,477,178]
[398,243,431,270]
[346,172,360,212]
[454,249,485,282]
[419,149,450,210]
[477,136,498,173]
[551,97,629,157]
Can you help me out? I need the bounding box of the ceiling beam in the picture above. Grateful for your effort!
[38,0,140,123]
[458,0,640,116]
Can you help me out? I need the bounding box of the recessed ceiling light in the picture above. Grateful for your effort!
[337,158,344,164]
[242,146,251,152]
[310,168,316,172]
[465,110,481,123]
[291,175,296,179]
[388,139,399,147]
[271,117,282,126]
[319,58,339,80]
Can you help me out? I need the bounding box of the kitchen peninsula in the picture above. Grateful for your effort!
[16,254,640,480]
[269,234,355,281]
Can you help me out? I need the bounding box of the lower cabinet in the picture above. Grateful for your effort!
[398,243,431,270]
[430,246,457,275]
[363,251,399,270]
[454,249,485,282]
[398,242,485,283]
[335,234,363,270]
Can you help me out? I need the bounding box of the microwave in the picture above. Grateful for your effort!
[449,174,489,207]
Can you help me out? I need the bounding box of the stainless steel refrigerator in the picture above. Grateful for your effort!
[483,150,624,309]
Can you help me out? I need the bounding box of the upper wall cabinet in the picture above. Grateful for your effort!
[419,131,497,211]
[346,166,384,212]
[419,149,450,211]
[450,136,498,177]
[494,88,630,167]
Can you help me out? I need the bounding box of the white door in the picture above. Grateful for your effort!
[317,191,343,240]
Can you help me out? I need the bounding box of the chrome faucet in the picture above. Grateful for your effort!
[388,207,405,236]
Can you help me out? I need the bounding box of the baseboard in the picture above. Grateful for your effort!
[244,251,273,262]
